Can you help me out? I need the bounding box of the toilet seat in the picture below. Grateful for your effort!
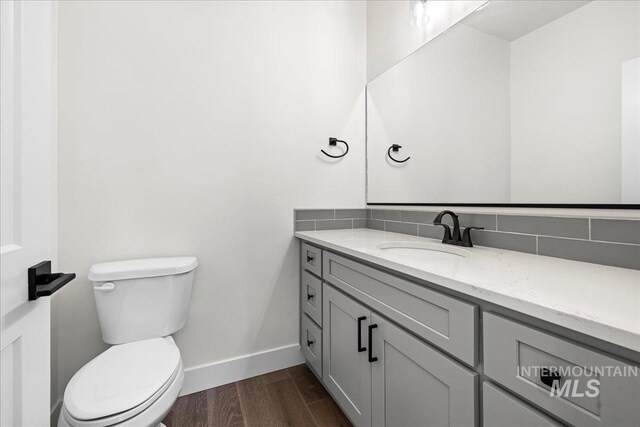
[61,338,182,427]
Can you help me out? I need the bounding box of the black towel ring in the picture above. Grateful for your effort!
[388,144,410,163]
[321,137,349,159]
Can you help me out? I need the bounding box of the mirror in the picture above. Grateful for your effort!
[367,1,640,206]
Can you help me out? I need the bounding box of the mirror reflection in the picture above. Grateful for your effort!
[367,1,640,205]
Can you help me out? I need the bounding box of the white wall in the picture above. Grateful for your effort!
[367,23,511,203]
[54,0,365,406]
[510,0,640,203]
[366,1,485,81]
[622,57,640,203]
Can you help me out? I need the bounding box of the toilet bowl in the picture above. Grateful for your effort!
[58,257,197,427]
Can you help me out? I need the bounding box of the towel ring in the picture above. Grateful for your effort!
[321,137,349,159]
[388,144,410,163]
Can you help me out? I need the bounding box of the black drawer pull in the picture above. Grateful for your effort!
[307,292,314,301]
[357,316,366,352]
[368,324,378,362]
[307,338,315,347]
[540,368,561,388]
[306,252,315,263]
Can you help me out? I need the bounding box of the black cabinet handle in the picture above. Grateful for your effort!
[307,292,314,301]
[28,260,76,301]
[307,338,315,347]
[306,253,315,263]
[540,368,561,388]
[357,316,366,352]
[368,324,378,362]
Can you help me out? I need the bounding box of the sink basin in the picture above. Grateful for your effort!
[377,242,470,262]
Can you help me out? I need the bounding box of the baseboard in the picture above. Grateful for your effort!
[51,398,62,426]
[180,343,304,396]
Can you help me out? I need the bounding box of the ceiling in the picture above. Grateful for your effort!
[462,0,591,41]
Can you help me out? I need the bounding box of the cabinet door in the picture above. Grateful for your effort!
[371,313,478,427]
[323,284,372,426]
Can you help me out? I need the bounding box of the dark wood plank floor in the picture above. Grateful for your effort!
[164,364,352,427]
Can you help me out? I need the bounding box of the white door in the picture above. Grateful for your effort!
[1,1,56,425]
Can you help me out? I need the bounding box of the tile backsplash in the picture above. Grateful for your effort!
[366,209,640,270]
[295,208,640,270]
[295,209,367,231]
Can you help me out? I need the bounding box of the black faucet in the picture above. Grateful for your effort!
[432,210,484,247]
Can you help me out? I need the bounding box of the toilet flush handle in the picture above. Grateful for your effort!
[94,282,115,292]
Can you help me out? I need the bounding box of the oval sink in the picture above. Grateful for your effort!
[376,242,470,262]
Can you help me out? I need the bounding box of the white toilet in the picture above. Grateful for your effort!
[58,257,198,427]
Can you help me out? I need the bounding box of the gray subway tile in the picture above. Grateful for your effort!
[457,214,497,230]
[591,219,640,245]
[498,215,588,239]
[472,230,537,254]
[371,209,401,221]
[366,208,373,219]
[402,210,496,230]
[400,210,438,224]
[538,237,640,270]
[335,209,367,219]
[353,219,367,229]
[295,209,334,220]
[385,221,418,236]
[315,219,353,231]
[294,221,315,232]
[418,224,444,240]
[367,219,385,231]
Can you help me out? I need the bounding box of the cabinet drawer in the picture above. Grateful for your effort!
[301,314,322,377]
[301,270,322,326]
[323,251,478,366]
[301,242,322,277]
[484,312,640,427]
[483,382,561,427]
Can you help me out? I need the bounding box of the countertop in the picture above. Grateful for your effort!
[295,228,640,353]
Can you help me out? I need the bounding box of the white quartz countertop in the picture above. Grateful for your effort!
[295,228,640,353]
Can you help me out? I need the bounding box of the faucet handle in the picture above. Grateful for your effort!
[462,227,484,247]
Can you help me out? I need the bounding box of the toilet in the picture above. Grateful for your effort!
[58,257,198,427]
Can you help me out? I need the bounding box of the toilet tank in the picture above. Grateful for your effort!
[88,257,198,345]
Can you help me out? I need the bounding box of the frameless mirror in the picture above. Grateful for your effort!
[367,1,640,206]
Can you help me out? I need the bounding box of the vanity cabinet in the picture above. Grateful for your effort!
[371,313,477,427]
[300,243,324,378]
[323,251,477,366]
[298,240,639,427]
[301,270,322,326]
[322,284,372,426]
[484,313,640,427]
[301,312,322,376]
[322,284,477,427]
[483,382,561,427]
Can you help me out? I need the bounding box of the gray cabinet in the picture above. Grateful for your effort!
[484,312,640,427]
[322,284,372,426]
[301,313,323,377]
[371,313,478,427]
[483,382,561,427]
[301,241,322,277]
[298,241,639,427]
[323,251,477,366]
[301,270,322,325]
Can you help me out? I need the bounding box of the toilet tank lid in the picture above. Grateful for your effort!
[88,257,198,282]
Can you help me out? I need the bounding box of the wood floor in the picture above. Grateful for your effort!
[164,364,352,427]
